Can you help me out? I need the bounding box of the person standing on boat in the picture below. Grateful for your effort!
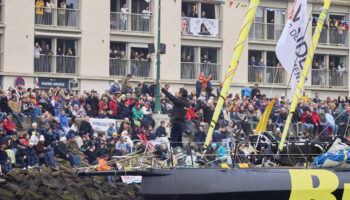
[159,81,190,148]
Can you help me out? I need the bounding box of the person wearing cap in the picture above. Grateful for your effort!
[132,102,143,121]
[109,80,121,95]
[159,81,190,148]
[107,123,116,137]
[118,101,132,120]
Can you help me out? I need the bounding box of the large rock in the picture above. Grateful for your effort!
[0,160,141,199]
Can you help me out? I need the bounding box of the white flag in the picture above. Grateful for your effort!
[276,0,308,96]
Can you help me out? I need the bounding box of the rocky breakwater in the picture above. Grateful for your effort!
[0,159,140,200]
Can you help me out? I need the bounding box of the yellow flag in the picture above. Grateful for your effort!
[255,99,276,134]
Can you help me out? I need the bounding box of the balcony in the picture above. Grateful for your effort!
[110,12,152,33]
[110,58,152,78]
[311,69,348,88]
[34,54,78,74]
[181,62,219,81]
[249,22,284,41]
[181,17,220,38]
[0,2,3,23]
[312,27,348,46]
[248,66,285,84]
[35,7,80,28]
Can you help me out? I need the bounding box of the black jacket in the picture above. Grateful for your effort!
[80,121,93,134]
[161,88,190,125]
[55,142,68,159]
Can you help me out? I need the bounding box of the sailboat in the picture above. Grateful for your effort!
[77,0,350,199]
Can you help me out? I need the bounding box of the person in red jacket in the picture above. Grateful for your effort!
[3,114,17,135]
[109,95,118,118]
[198,72,211,90]
[301,108,314,136]
[311,107,323,136]
[186,105,200,129]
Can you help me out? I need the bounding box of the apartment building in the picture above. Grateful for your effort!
[0,0,348,99]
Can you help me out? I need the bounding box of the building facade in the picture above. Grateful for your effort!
[0,0,349,99]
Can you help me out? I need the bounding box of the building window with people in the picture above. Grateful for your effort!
[181,46,219,81]
[34,38,78,74]
[249,7,285,41]
[35,0,80,28]
[110,0,152,33]
[181,2,220,37]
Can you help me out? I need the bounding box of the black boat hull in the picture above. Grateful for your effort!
[140,168,350,200]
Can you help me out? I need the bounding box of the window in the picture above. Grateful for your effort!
[35,0,80,28]
[248,50,284,84]
[34,37,78,74]
[181,46,219,80]
[312,13,348,46]
[110,0,152,32]
[249,7,286,41]
[181,2,220,37]
[109,42,152,78]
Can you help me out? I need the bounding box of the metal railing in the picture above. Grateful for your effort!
[311,69,348,88]
[249,22,285,41]
[181,62,220,81]
[248,66,285,84]
[34,54,78,74]
[35,7,80,28]
[312,27,348,46]
[110,12,152,33]
[110,58,152,78]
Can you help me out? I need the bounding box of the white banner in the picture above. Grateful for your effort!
[121,176,142,184]
[186,17,219,37]
[276,0,308,96]
[89,118,116,132]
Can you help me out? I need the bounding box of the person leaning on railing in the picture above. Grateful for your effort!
[35,0,44,24]
[45,0,55,25]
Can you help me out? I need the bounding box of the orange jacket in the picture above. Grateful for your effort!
[97,158,111,171]
[198,75,211,89]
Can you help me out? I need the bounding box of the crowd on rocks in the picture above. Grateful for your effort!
[0,72,350,174]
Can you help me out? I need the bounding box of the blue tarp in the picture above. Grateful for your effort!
[314,149,350,168]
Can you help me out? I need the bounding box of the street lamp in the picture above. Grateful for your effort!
[154,0,162,114]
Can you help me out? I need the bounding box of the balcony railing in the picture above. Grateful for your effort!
[249,22,284,41]
[34,54,78,74]
[181,62,219,81]
[312,27,348,46]
[248,66,285,84]
[311,69,348,88]
[110,58,152,78]
[110,12,152,33]
[35,7,80,28]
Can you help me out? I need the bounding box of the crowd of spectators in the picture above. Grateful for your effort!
[0,72,350,174]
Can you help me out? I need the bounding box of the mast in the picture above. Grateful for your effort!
[278,0,332,152]
[204,0,261,148]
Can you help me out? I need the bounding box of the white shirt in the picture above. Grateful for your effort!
[46,2,55,13]
[121,7,128,20]
[34,47,42,59]
[142,10,152,19]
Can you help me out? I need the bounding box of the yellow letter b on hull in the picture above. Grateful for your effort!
[289,169,338,200]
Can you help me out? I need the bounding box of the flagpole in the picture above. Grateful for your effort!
[284,12,313,99]
[277,0,332,153]
[203,0,260,148]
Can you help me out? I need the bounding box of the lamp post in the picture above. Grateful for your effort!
[154,0,162,114]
